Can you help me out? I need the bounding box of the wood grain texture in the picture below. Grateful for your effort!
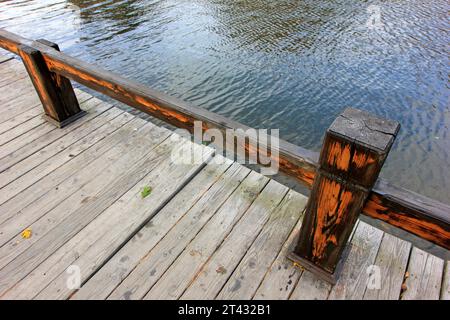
[364,180,450,253]
[107,162,249,300]
[0,106,42,135]
[401,247,444,300]
[18,44,83,125]
[327,222,384,299]
[441,262,450,300]
[289,270,332,300]
[0,110,132,246]
[289,222,359,300]
[0,121,169,292]
[0,76,37,108]
[0,116,144,232]
[0,124,55,160]
[294,173,366,275]
[253,204,307,300]
[0,112,46,146]
[0,90,92,173]
[216,190,305,300]
[0,98,112,198]
[363,233,411,300]
[293,108,399,280]
[181,180,289,300]
[0,61,28,87]
[0,54,12,64]
[0,125,174,298]
[73,158,233,300]
[144,170,269,300]
[28,137,214,300]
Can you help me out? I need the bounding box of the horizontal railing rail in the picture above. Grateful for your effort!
[1,29,448,281]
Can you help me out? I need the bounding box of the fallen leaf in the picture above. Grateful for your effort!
[292,262,304,271]
[141,185,152,199]
[21,228,32,239]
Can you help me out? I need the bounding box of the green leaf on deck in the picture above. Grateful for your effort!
[141,186,152,199]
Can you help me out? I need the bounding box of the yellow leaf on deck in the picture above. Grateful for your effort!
[21,228,32,239]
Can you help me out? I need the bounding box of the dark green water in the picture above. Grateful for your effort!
[0,0,449,203]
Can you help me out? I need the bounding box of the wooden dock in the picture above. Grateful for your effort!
[0,53,448,300]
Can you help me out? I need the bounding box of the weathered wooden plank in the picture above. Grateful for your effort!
[0,117,150,243]
[0,55,12,64]
[0,91,92,161]
[106,162,249,300]
[441,262,450,300]
[73,158,233,300]
[253,207,307,300]
[289,270,332,300]
[0,65,28,87]
[0,116,145,229]
[0,110,132,246]
[181,180,289,300]
[0,113,45,146]
[0,102,119,196]
[144,170,269,300]
[0,120,169,282]
[0,62,39,103]
[0,106,42,135]
[291,108,399,283]
[0,85,57,124]
[0,79,36,106]
[35,147,216,300]
[0,57,444,300]
[363,233,411,300]
[8,136,214,299]
[327,222,384,299]
[0,56,26,75]
[401,247,444,300]
[0,94,87,145]
[0,98,107,200]
[0,125,172,296]
[0,59,29,87]
[0,90,93,173]
[0,123,55,159]
[217,190,306,300]
[0,77,36,106]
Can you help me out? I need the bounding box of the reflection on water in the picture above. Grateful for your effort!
[0,0,449,203]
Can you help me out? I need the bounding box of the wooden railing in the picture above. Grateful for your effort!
[1,29,448,283]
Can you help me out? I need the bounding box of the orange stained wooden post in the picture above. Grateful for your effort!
[288,108,400,283]
[18,40,85,127]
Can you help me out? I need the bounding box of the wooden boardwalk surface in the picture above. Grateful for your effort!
[0,53,448,300]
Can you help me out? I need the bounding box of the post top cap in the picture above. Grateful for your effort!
[328,107,400,152]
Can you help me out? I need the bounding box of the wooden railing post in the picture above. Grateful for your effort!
[18,40,85,127]
[288,108,400,283]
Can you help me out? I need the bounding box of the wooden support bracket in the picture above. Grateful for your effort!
[18,40,85,127]
[288,108,400,284]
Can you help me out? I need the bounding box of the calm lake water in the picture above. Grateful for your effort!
[0,0,449,203]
